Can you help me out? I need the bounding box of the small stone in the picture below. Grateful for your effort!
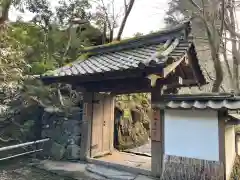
[65,144,81,160]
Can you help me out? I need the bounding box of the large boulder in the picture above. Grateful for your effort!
[50,142,65,160]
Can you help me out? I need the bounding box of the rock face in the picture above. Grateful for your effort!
[41,107,82,161]
[114,97,151,150]
[230,156,240,180]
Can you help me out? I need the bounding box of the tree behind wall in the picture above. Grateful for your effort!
[165,0,240,93]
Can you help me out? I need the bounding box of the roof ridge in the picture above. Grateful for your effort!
[138,38,180,68]
[79,21,191,55]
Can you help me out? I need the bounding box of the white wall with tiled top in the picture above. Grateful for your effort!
[164,109,219,161]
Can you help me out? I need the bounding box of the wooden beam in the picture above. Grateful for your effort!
[177,58,187,79]
[41,65,163,85]
[163,55,186,78]
[84,77,152,93]
[84,75,183,93]
[82,76,197,94]
[164,79,197,89]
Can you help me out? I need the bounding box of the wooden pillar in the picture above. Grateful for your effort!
[80,91,93,160]
[108,94,115,153]
[151,86,164,177]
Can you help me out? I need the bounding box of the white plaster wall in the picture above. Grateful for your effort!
[164,110,219,161]
[225,125,236,180]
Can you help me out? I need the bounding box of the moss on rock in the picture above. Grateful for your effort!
[230,155,240,180]
[114,94,151,150]
[78,52,93,61]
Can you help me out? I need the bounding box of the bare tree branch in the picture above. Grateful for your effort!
[190,0,224,92]
[100,0,113,31]
[116,0,135,41]
[124,0,128,13]
[219,0,225,40]
[221,31,233,85]
[224,20,240,39]
[188,0,203,12]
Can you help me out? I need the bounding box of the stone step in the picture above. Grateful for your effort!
[86,164,136,180]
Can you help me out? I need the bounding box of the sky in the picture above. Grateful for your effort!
[9,0,169,38]
[115,0,169,37]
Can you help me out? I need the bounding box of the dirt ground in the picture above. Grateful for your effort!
[96,151,151,170]
[0,158,75,180]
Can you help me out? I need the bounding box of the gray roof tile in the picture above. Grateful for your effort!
[153,94,240,110]
[41,21,206,86]
[154,100,240,110]
[43,39,192,77]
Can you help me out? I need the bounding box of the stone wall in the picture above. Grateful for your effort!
[161,155,224,180]
[41,107,83,161]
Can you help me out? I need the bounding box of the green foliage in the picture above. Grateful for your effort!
[10,22,102,75]
[78,52,93,61]
[5,0,103,75]
[22,120,34,133]
[123,109,131,119]
[0,0,137,146]
[0,24,27,85]
[0,0,105,144]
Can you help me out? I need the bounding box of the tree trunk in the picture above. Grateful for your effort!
[102,22,107,44]
[0,0,12,24]
[211,53,223,92]
[116,0,135,41]
[229,0,239,92]
[202,22,223,92]
[109,29,114,42]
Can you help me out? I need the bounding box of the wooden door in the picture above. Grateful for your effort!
[91,93,114,158]
[91,93,104,157]
[102,95,114,153]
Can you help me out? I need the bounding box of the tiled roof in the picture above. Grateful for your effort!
[42,21,203,79]
[153,93,240,110]
[43,38,193,77]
